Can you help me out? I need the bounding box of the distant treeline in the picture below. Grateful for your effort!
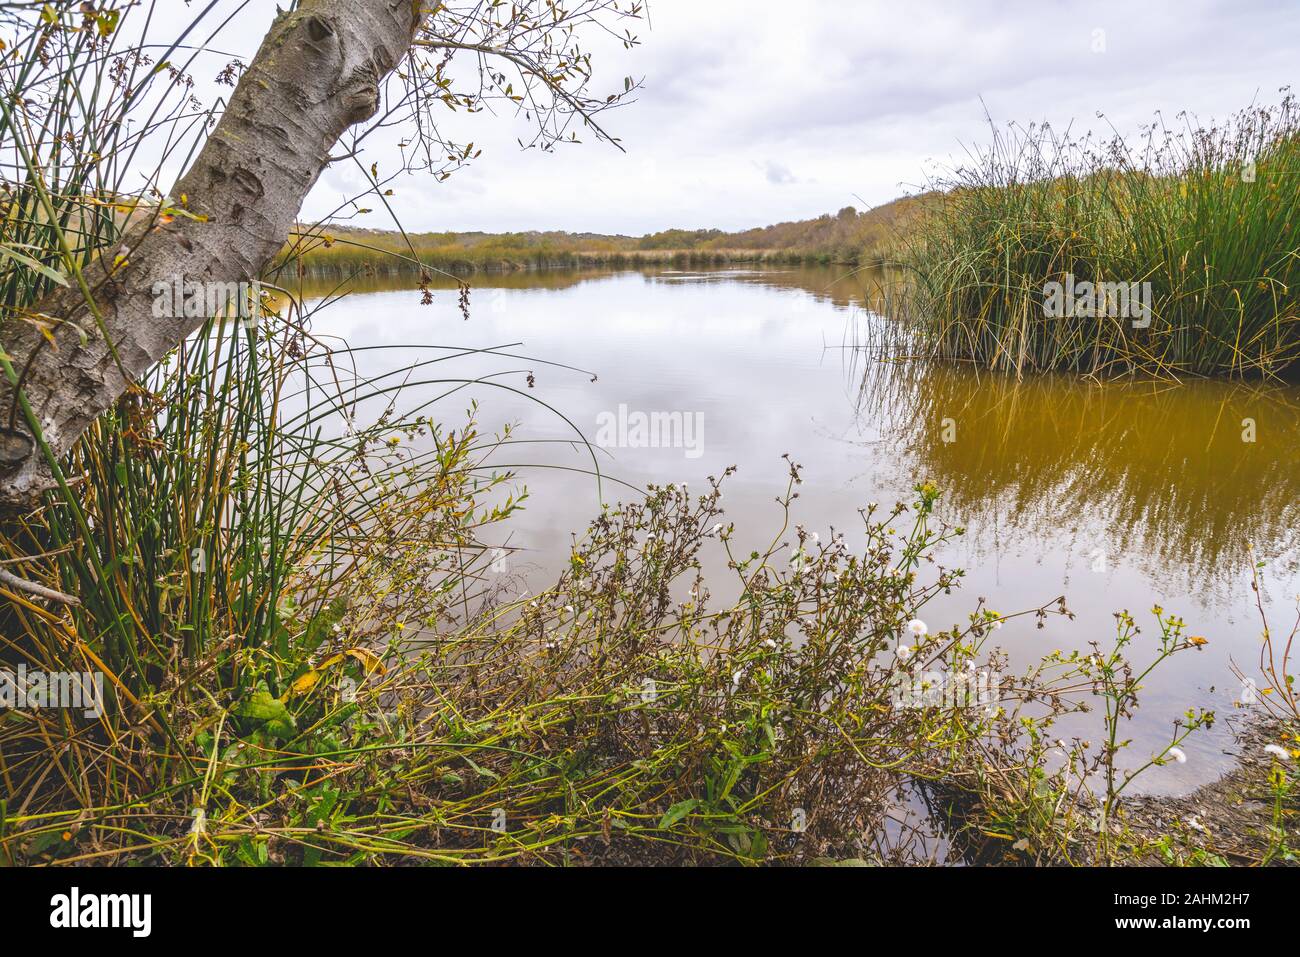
[280,194,928,277]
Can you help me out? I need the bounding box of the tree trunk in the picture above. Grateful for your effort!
[0,0,421,508]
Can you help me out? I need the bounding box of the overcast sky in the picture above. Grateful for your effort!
[151,0,1299,235]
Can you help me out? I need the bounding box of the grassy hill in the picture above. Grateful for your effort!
[281,194,929,277]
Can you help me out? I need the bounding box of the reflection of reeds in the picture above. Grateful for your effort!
[855,356,1300,588]
[896,94,1300,377]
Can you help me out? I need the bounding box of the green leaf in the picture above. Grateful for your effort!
[0,244,68,286]
[460,754,500,781]
[96,10,121,37]
[810,857,875,867]
[658,798,699,829]
[233,690,297,739]
[234,690,286,722]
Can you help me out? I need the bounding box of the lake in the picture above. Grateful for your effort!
[296,264,1300,794]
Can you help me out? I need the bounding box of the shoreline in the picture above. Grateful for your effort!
[928,715,1299,865]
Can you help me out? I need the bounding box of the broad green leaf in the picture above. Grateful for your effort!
[233,690,297,738]
[658,798,699,829]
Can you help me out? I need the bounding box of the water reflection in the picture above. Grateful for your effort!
[281,262,886,310]
[856,358,1300,603]
[291,264,1300,791]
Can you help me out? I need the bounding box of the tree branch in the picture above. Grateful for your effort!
[0,0,424,509]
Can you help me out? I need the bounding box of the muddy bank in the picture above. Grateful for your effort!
[1118,717,1298,865]
[921,716,1298,866]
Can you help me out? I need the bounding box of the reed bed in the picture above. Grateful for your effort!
[896,94,1300,378]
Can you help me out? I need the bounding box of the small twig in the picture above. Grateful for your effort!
[0,567,79,605]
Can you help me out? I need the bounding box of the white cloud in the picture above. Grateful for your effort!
[125,0,1300,234]
[762,161,797,186]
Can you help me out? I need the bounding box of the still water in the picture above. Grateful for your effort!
[298,265,1300,794]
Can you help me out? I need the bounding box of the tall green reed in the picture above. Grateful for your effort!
[897,93,1300,378]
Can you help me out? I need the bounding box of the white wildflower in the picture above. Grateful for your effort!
[1264,744,1291,761]
[907,619,928,638]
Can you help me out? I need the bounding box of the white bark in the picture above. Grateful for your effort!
[0,0,421,508]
